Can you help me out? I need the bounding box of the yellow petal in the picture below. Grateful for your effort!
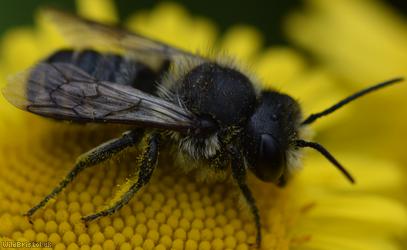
[219,26,263,62]
[76,0,118,23]
[126,3,217,54]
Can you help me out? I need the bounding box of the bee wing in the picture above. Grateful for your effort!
[43,8,205,69]
[3,62,198,131]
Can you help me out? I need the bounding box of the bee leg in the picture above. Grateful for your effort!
[24,129,144,222]
[230,147,261,248]
[82,133,160,223]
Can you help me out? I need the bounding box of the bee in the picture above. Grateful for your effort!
[2,9,403,247]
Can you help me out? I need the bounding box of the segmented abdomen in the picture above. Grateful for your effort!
[45,49,163,95]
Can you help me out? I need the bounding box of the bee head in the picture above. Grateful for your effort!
[244,78,403,184]
[245,91,302,183]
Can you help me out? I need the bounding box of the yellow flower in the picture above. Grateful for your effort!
[0,0,406,249]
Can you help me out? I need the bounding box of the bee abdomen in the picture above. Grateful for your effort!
[45,49,161,94]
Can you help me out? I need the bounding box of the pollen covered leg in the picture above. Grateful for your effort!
[24,129,144,222]
[82,133,160,223]
[230,148,262,248]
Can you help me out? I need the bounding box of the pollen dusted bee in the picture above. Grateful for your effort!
[2,9,402,247]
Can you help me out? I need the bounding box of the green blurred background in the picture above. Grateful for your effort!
[0,0,405,45]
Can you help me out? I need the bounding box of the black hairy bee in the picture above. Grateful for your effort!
[2,9,403,247]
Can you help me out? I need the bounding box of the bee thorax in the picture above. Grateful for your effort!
[176,62,257,127]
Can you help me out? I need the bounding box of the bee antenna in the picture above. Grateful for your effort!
[302,77,404,125]
[295,139,355,184]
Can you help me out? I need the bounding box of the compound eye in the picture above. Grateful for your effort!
[251,134,286,182]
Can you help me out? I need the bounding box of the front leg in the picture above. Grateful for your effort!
[82,132,160,223]
[230,147,261,248]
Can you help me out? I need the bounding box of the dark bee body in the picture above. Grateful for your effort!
[44,50,298,182]
[44,49,166,94]
[3,9,402,248]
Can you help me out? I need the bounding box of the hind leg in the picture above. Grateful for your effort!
[82,133,160,223]
[25,129,143,222]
